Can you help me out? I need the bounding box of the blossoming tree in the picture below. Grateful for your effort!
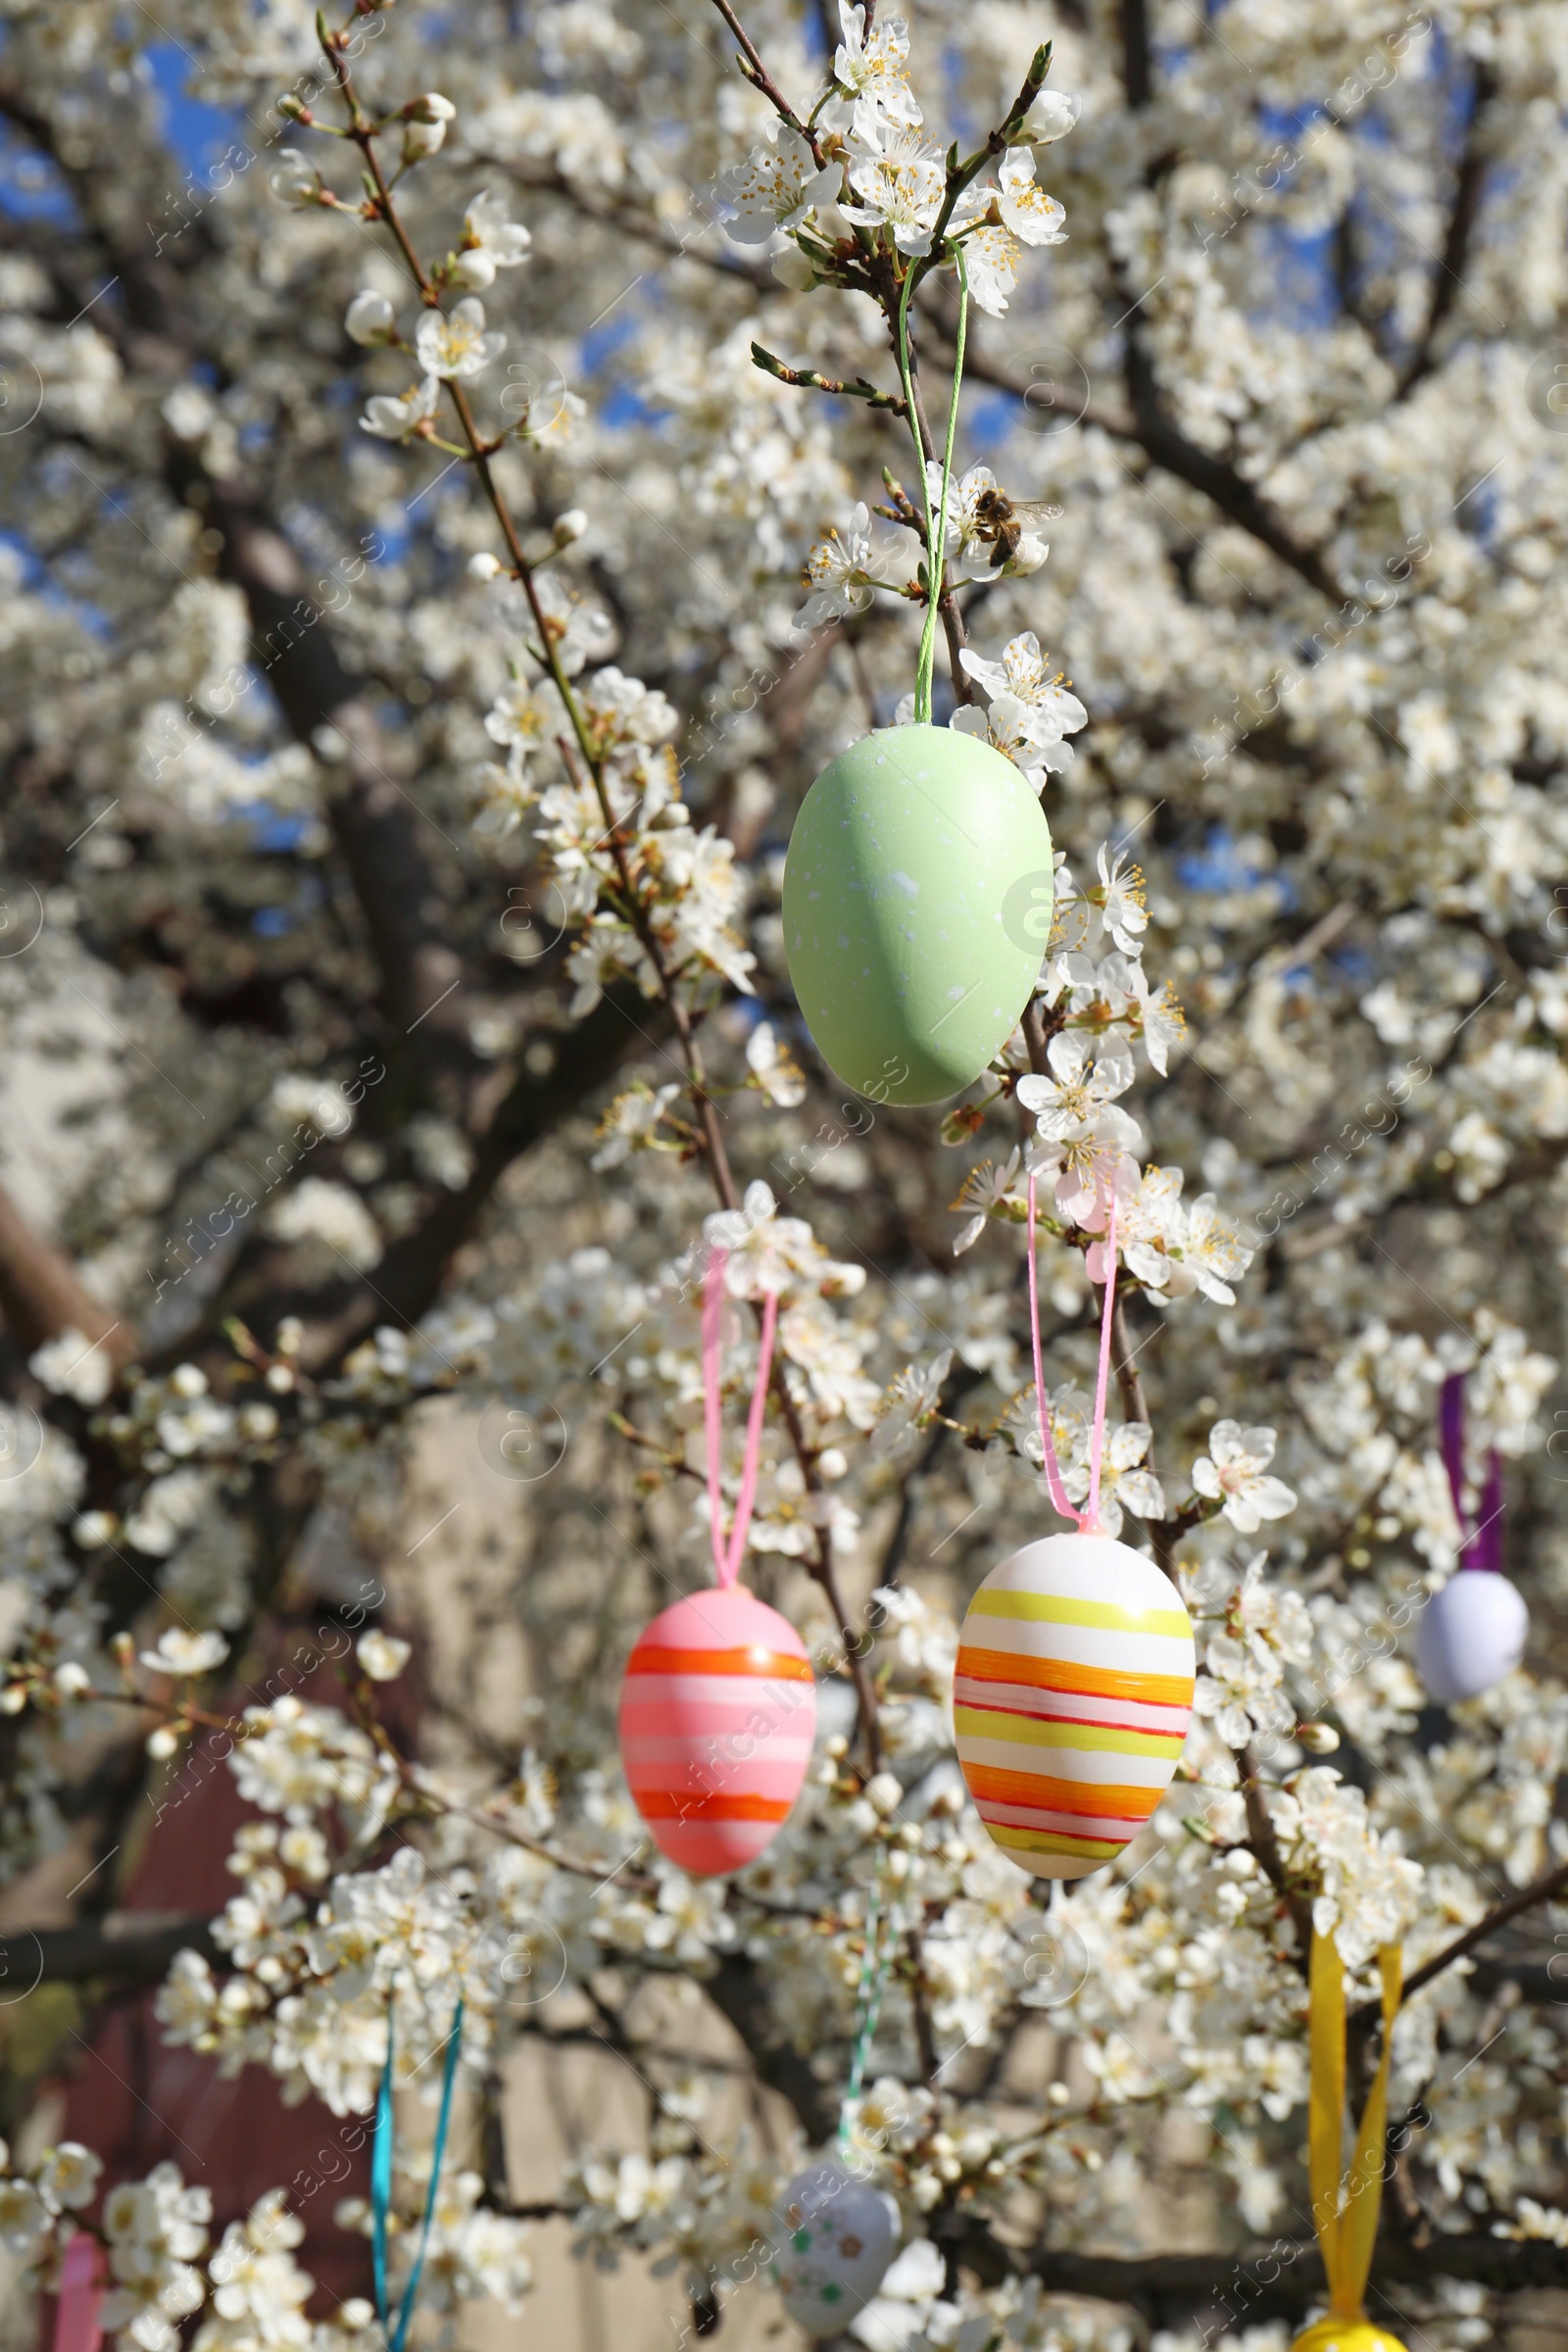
[2,0,1568,2346]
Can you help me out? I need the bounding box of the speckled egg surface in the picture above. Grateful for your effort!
[773,2159,901,2338]
[782,724,1054,1105]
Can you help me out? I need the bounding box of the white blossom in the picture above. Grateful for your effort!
[715,126,840,245]
[1191,1423,1298,1534]
[30,1327,115,1406]
[140,1628,229,1676]
[795,503,906,629]
[841,122,946,256]
[826,0,921,140]
[415,298,507,381]
[344,290,395,346]
[359,376,439,441]
[453,189,532,288]
[357,1630,411,1682]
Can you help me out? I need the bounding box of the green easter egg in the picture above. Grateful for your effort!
[782,725,1054,1106]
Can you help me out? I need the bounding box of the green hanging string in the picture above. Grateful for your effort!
[894,243,971,726]
[837,1857,898,2162]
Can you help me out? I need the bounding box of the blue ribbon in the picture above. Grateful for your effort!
[371,2004,395,2330]
[391,2000,466,2352]
[369,1995,467,2352]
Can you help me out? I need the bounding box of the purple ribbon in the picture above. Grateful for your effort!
[1440,1371,1503,1573]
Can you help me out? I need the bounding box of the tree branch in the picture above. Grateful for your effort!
[1397,63,1496,399]
[706,0,824,162]
[1238,1740,1315,1957]
[1353,1851,1568,2022]
[0,1912,220,1987]
[1121,339,1345,602]
[1019,2230,1568,2320]
[203,981,664,1371]
[1118,0,1152,111]
[751,342,907,414]
[704,1951,840,2144]
[0,1183,136,1367]
[189,478,487,1091]
[951,332,1345,605]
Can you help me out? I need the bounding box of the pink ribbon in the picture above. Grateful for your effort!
[54,2233,104,2352]
[1026,1173,1120,1537]
[702,1248,780,1588]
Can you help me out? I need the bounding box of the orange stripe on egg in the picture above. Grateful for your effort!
[624,1645,813,1680]
[625,1788,795,1823]
[961,1762,1164,1823]
[956,1642,1194,1709]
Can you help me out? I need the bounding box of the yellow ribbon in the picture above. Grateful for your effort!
[1292,1931,1406,2352]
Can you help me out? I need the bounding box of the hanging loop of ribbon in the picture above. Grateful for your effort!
[913,246,969,727]
[702,1247,779,1590]
[52,2230,105,2352]
[1026,1169,1120,1537]
[837,1851,900,2163]
[1438,1371,1504,1573]
[1306,1930,1402,2325]
[371,1994,466,2352]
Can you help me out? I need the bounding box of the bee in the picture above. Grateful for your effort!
[971,486,1062,570]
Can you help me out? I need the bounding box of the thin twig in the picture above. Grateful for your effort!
[1354,1851,1568,2021]
[706,0,825,161]
[751,342,907,414]
[318,20,884,1775]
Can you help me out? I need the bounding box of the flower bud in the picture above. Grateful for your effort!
[1223,1846,1257,1877]
[54,1662,90,1698]
[147,1725,179,1760]
[346,290,396,346]
[269,148,318,208]
[771,244,816,291]
[864,1769,903,1817]
[402,118,449,162]
[552,508,587,546]
[404,92,457,122]
[1021,90,1081,143]
[1295,1720,1341,1753]
[468,551,503,580]
[358,1630,412,1682]
[451,248,497,290]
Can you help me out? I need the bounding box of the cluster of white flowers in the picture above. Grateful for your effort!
[102,2164,214,2352]
[951,624,1088,779]
[478,654,757,1016]
[1186,1551,1315,1748]
[0,2137,101,2267]
[11,1,1568,2343]
[0,2153,389,2352]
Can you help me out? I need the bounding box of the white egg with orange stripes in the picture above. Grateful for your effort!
[953,1533,1196,1880]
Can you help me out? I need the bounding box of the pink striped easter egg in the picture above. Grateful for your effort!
[618,1586,816,1876]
